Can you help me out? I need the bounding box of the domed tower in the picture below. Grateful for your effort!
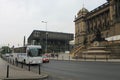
[74,7,89,46]
[77,7,89,17]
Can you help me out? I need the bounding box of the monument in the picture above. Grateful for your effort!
[82,29,111,59]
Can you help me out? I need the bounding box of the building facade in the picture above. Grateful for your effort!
[74,0,120,46]
[28,30,74,53]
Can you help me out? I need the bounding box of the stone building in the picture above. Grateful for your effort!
[74,0,120,46]
[72,0,120,58]
[28,30,74,53]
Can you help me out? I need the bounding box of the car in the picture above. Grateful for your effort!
[42,56,49,63]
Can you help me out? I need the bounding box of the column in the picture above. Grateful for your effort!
[109,0,115,24]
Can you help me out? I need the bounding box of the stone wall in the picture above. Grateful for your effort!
[107,43,120,58]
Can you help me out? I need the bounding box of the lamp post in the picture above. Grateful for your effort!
[8,44,10,53]
[41,21,48,53]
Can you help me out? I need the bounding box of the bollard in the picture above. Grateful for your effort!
[6,65,9,78]
[39,64,41,75]
[13,60,14,65]
[28,62,30,71]
[16,60,18,66]
[21,62,23,68]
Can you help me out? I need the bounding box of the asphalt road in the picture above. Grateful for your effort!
[3,57,120,80]
[27,60,120,80]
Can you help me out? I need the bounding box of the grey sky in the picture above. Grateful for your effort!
[0,0,106,47]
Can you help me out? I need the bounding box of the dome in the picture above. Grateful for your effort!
[77,7,89,16]
[80,7,88,13]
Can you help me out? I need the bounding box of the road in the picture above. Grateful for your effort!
[3,57,120,80]
[28,60,120,80]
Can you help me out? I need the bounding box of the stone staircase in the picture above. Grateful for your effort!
[70,45,85,59]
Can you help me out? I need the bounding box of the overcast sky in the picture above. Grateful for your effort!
[0,0,107,47]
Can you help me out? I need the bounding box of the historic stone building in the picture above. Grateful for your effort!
[28,30,74,53]
[73,0,120,58]
[74,0,120,46]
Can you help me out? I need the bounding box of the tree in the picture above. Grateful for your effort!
[0,46,11,54]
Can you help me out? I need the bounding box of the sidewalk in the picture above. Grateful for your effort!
[50,53,120,62]
[0,58,48,80]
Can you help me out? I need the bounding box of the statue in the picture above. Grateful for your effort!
[83,36,87,45]
[91,28,106,43]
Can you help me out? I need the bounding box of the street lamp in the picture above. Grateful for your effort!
[41,21,48,53]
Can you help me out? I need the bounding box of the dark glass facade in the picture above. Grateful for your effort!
[28,30,74,53]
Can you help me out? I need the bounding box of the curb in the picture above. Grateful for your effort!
[2,74,48,80]
[50,58,120,63]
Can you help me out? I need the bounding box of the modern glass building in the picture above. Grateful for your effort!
[28,30,74,53]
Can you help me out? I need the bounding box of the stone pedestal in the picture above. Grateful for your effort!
[82,41,111,59]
